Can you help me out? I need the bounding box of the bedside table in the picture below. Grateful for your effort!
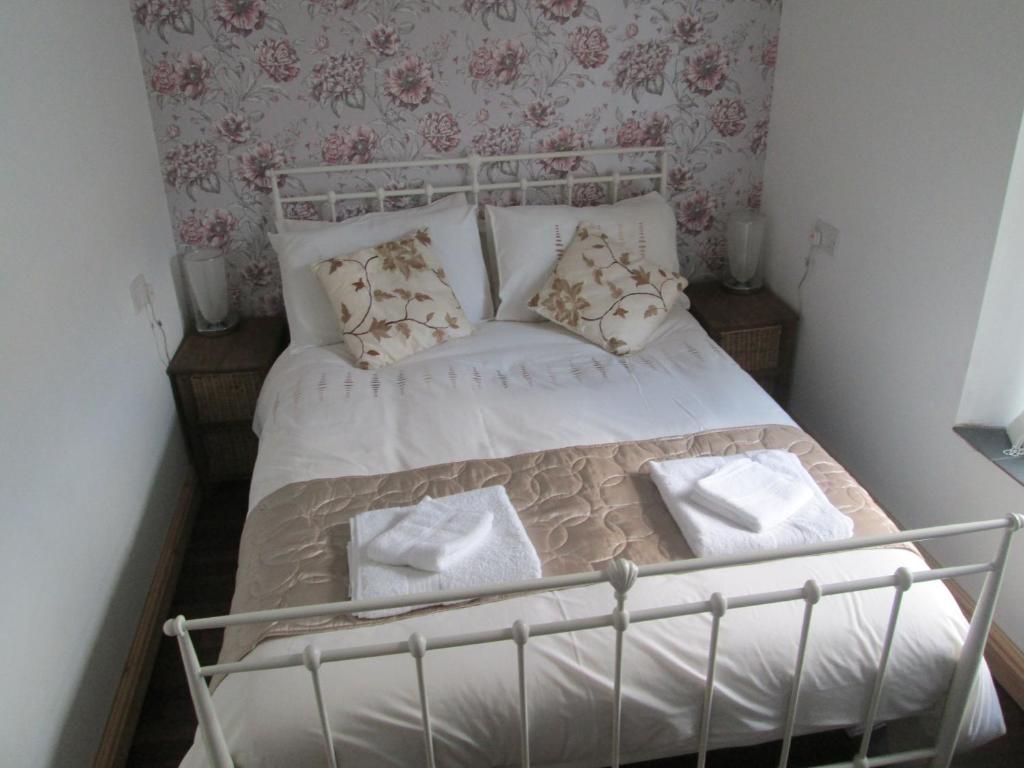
[686,282,798,405]
[168,317,287,484]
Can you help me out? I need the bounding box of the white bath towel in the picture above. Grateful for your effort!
[365,495,494,572]
[349,486,542,618]
[691,456,814,532]
[647,450,853,557]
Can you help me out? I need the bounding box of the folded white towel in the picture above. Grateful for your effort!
[349,486,541,618]
[647,450,853,557]
[365,495,494,572]
[691,457,814,532]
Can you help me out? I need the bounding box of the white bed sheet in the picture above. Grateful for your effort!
[249,305,793,509]
[180,307,1004,767]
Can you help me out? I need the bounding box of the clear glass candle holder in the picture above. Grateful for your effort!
[183,248,238,335]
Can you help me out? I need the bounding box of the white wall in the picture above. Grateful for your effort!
[762,0,1024,645]
[0,1,189,765]
[958,112,1024,428]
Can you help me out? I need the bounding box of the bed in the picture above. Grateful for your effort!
[172,148,1015,768]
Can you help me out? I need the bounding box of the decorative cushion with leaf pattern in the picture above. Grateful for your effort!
[529,222,687,355]
[312,228,472,368]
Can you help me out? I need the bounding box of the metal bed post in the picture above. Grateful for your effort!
[408,632,437,768]
[929,513,1023,767]
[303,644,340,768]
[168,616,233,767]
[607,558,639,768]
[658,149,669,196]
[778,580,822,768]
[511,619,532,768]
[696,592,727,768]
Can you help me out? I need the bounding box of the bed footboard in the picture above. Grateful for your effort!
[166,514,1023,768]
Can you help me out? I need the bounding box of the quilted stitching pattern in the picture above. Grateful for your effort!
[219,425,903,669]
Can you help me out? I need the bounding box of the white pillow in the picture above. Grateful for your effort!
[269,194,492,348]
[487,192,679,322]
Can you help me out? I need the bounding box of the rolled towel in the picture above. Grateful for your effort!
[647,450,853,557]
[366,495,494,572]
[691,457,814,532]
[349,485,541,618]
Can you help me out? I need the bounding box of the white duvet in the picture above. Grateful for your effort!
[181,306,1004,767]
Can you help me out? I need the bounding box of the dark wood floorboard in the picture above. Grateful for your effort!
[127,482,1023,767]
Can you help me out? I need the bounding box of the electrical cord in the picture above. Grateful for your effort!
[145,296,171,366]
[795,244,815,314]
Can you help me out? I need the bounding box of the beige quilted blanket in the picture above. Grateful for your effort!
[219,425,904,669]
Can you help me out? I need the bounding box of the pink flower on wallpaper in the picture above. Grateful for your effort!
[709,98,747,137]
[366,23,400,57]
[616,113,669,147]
[678,189,717,234]
[614,41,669,96]
[684,44,730,96]
[492,40,527,85]
[237,141,286,192]
[321,125,379,164]
[750,116,769,154]
[477,108,489,123]
[524,99,556,128]
[255,38,300,83]
[419,112,461,153]
[202,208,238,248]
[673,14,703,45]
[384,56,434,109]
[310,54,366,111]
[468,46,495,80]
[625,23,639,39]
[214,0,267,37]
[747,181,763,210]
[539,126,586,174]
[241,258,273,288]
[761,35,779,70]
[471,125,522,156]
[536,0,585,24]
[150,59,180,96]
[567,26,609,69]
[283,202,321,221]
[216,112,252,144]
[572,182,606,207]
[668,167,693,191]
[313,33,330,53]
[178,214,206,246]
[697,236,727,273]
[175,52,212,100]
[166,124,181,139]
[134,0,193,35]
[163,141,220,191]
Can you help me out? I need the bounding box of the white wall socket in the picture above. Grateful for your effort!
[812,219,839,255]
[130,274,152,314]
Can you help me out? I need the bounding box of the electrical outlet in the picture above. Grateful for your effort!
[812,219,839,256]
[130,274,152,314]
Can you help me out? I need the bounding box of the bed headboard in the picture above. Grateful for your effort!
[268,146,668,227]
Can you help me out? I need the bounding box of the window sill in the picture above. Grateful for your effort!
[954,425,1024,488]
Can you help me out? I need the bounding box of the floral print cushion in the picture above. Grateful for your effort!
[529,222,687,355]
[313,228,471,369]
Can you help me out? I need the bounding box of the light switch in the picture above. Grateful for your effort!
[130,274,152,314]
[813,219,839,255]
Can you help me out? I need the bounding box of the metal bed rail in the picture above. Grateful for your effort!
[167,514,1023,768]
[268,146,670,224]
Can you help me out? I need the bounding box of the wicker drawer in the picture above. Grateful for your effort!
[201,428,258,480]
[190,371,263,423]
[718,325,781,372]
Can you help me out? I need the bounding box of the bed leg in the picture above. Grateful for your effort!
[168,616,233,767]
[930,515,1021,767]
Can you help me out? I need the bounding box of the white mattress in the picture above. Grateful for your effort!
[181,307,1004,767]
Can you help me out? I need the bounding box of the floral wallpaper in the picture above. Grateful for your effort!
[131,0,781,316]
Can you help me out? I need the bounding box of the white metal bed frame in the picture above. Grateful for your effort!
[168,516,1022,768]
[268,145,669,226]
[168,148,1022,767]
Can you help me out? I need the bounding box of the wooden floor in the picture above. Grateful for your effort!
[128,482,1024,767]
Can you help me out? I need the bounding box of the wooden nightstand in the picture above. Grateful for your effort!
[687,282,798,405]
[168,317,287,484]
